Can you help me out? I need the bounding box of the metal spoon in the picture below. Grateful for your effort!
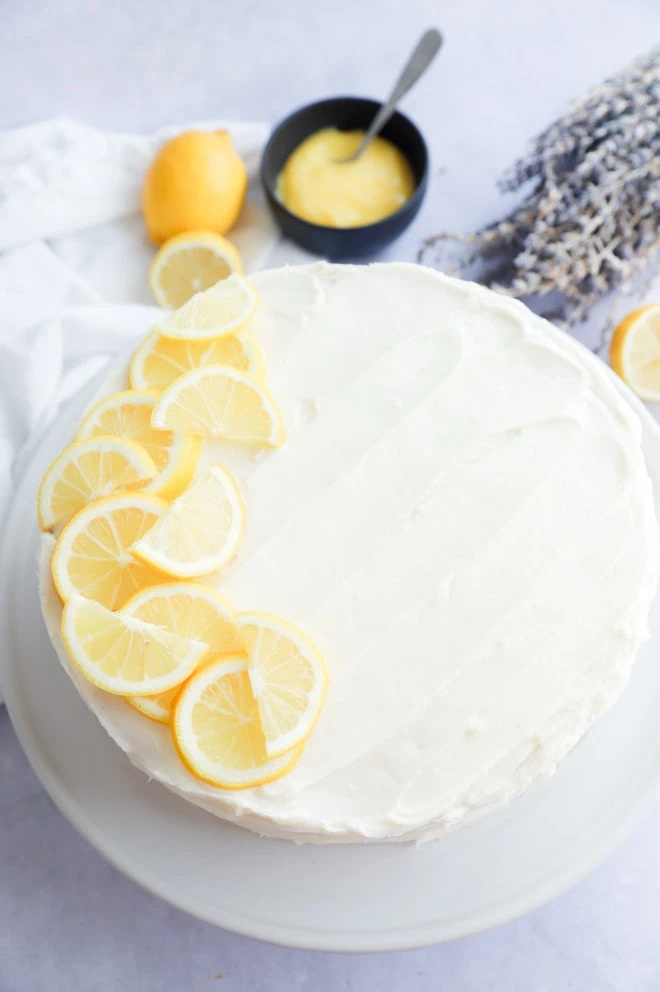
[339,28,443,164]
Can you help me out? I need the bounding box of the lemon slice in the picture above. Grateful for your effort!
[129,329,265,391]
[154,273,257,341]
[610,304,660,401]
[51,492,169,609]
[149,231,243,310]
[131,465,245,578]
[122,582,245,723]
[37,436,157,532]
[127,688,181,724]
[172,655,302,789]
[151,365,284,446]
[76,389,200,500]
[238,612,327,758]
[62,595,208,696]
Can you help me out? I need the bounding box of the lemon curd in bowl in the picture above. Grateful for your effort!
[261,97,429,258]
[276,127,416,228]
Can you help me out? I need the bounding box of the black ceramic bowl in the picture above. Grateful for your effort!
[260,96,429,260]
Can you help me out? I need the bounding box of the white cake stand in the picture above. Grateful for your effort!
[3,365,660,953]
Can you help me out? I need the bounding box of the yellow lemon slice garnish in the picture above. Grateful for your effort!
[51,492,169,610]
[131,465,245,579]
[38,436,157,532]
[172,655,302,789]
[62,595,208,696]
[154,273,257,341]
[151,365,284,446]
[129,328,265,391]
[122,582,245,723]
[76,389,200,501]
[238,612,327,758]
[149,230,243,310]
[610,304,660,401]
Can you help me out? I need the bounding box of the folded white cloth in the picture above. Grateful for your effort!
[0,116,311,705]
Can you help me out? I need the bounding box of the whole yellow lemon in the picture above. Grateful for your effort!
[143,131,248,245]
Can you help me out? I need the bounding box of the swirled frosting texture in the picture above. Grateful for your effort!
[40,263,660,843]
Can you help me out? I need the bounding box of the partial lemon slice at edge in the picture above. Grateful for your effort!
[610,304,660,401]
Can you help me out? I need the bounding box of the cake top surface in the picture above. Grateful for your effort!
[40,262,659,842]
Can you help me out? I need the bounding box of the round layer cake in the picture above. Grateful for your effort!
[39,262,660,843]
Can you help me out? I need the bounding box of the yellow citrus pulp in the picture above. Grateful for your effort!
[131,465,245,578]
[76,390,200,501]
[238,612,327,758]
[122,582,245,723]
[152,365,284,446]
[129,328,264,391]
[38,436,157,532]
[154,273,257,341]
[51,492,169,610]
[149,230,243,310]
[62,594,208,695]
[610,304,660,401]
[172,656,303,789]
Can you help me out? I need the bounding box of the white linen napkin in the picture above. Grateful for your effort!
[0,116,311,705]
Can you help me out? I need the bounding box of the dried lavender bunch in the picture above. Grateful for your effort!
[419,46,660,326]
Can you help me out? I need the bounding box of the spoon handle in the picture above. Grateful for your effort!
[349,28,443,162]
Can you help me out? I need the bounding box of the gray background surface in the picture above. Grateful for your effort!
[2,1,660,988]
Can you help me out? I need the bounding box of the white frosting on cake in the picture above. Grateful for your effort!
[39,262,660,843]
